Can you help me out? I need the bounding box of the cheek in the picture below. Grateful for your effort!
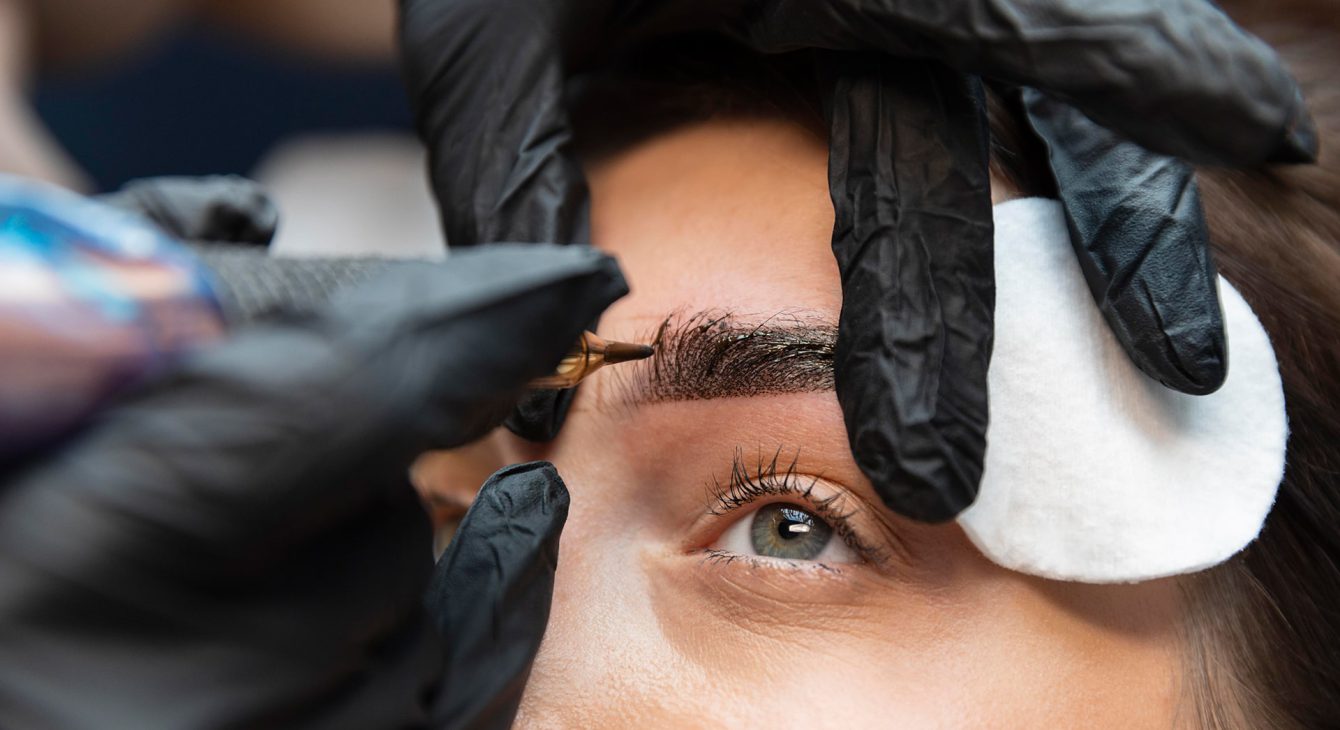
[503,416,716,726]
[502,419,1182,728]
[498,401,971,727]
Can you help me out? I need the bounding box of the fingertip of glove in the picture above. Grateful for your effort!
[842,402,978,524]
[868,468,975,524]
[1137,334,1228,396]
[494,246,625,444]
[470,460,571,540]
[504,388,577,442]
[1108,281,1229,396]
[1268,102,1320,164]
[113,176,280,246]
[487,461,570,513]
[458,243,628,309]
[429,460,569,613]
[576,248,631,306]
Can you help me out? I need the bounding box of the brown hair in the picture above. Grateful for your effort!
[571,13,1340,726]
[1176,2,1340,726]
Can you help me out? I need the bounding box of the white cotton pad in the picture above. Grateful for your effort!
[957,198,1288,583]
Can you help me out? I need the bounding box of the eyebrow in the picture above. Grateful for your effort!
[611,310,837,405]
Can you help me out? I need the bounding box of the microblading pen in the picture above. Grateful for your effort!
[528,331,655,389]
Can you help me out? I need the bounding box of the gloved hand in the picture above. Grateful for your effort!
[101,175,281,247]
[0,243,628,728]
[100,175,410,326]
[399,0,1315,521]
[820,53,1236,521]
[0,174,430,465]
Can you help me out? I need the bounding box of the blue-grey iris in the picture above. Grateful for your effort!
[749,503,833,560]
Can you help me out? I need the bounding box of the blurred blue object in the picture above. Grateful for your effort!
[0,174,225,462]
[33,25,412,192]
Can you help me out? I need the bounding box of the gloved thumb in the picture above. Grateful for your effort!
[425,461,569,730]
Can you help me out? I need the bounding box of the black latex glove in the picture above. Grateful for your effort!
[823,54,995,522]
[0,244,627,728]
[100,175,421,326]
[1019,89,1226,396]
[400,0,1313,246]
[399,0,1315,520]
[101,175,281,246]
[425,461,568,729]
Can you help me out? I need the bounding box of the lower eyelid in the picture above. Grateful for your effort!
[699,548,848,576]
[658,548,885,624]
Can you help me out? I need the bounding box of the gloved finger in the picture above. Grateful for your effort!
[100,175,280,245]
[0,452,443,729]
[735,0,1315,167]
[400,0,612,444]
[505,388,580,442]
[1021,89,1227,395]
[186,243,393,324]
[823,53,994,523]
[399,0,590,248]
[425,461,568,730]
[6,244,625,563]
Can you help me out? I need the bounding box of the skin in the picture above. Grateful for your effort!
[422,117,1187,728]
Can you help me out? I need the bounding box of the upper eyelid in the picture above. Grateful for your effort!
[706,445,815,515]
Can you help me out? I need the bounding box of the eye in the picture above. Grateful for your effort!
[712,501,858,564]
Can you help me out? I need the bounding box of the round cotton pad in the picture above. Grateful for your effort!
[958,198,1288,583]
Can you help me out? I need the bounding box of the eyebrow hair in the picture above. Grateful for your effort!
[612,310,837,404]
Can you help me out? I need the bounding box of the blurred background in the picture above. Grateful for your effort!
[6,0,440,258]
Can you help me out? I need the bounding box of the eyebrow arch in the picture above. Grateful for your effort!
[610,310,837,405]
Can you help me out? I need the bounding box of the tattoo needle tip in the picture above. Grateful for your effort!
[603,340,655,364]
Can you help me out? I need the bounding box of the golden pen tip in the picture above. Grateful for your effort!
[603,340,656,364]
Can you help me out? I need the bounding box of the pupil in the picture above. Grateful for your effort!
[776,508,812,540]
[749,503,834,561]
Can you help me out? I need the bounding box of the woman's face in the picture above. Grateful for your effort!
[422,118,1186,728]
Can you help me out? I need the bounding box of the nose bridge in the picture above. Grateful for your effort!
[517,458,691,725]
[516,474,624,724]
[541,456,645,651]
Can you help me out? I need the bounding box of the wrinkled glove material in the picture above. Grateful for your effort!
[400,0,601,442]
[823,54,994,522]
[426,461,569,730]
[728,0,1316,165]
[1021,89,1227,395]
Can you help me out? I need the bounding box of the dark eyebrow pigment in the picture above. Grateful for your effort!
[614,310,837,404]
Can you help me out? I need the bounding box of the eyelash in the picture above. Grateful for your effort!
[704,447,887,566]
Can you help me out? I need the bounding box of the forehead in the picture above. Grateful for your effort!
[585,118,841,325]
